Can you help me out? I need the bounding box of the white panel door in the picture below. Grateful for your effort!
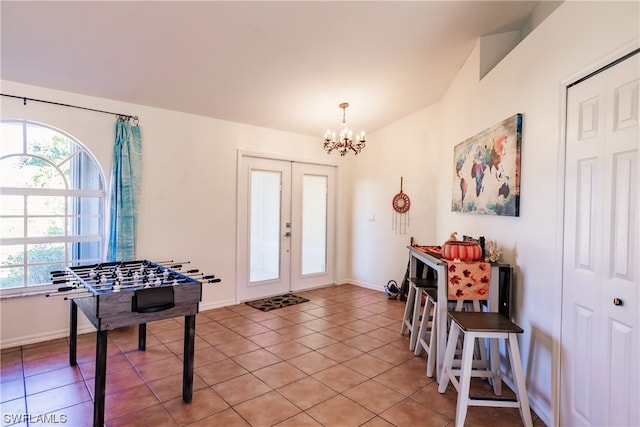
[561,51,639,426]
[237,156,336,302]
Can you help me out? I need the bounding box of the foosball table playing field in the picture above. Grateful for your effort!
[48,260,220,427]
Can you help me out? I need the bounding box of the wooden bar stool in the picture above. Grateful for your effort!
[414,293,485,379]
[400,277,437,351]
[413,287,438,377]
[437,311,533,427]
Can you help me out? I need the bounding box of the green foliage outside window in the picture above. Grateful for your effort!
[0,120,105,291]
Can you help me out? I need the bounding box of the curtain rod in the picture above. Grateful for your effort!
[1,93,139,122]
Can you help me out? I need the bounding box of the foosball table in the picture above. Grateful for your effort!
[49,260,220,427]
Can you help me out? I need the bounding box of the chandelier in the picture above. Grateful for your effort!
[323,102,366,156]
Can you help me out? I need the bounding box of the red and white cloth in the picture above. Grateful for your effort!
[412,245,490,300]
[445,260,491,300]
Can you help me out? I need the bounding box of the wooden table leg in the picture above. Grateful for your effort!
[435,264,448,384]
[182,314,196,403]
[69,300,78,366]
[93,329,108,427]
[138,323,146,351]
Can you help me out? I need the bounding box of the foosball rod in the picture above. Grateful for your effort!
[49,260,169,276]
[77,265,193,282]
[45,288,90,298]
[90,276,219,291]
[48,274,215,292]
[52,270,198,284]
[50,260,191,277]
[77,270,211,284]
[53,265,210,278]
[49,267,219,295]
[73,273,219,291]
[46,277,184,296]
[50,265,196,284]
[46,274,220,297]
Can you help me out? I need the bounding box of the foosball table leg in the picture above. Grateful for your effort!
[182,314,196,403]
[138,323,146,351]
[69,300,78,366]
[94,329,108,427]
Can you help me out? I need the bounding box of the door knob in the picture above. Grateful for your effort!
[284,232,291,237]
[613,297,623,306]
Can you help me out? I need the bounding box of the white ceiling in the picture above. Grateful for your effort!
[1,1,551,137]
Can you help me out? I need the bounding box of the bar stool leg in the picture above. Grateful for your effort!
[438,322,461,393]
[455,332,477,427]
[426,328,436,378]
[490,336,502,395]
[400,283,416,335]
[414,294,437,377]
[409,287,423,351]
[507,333,533,427]
[413,293,431,357]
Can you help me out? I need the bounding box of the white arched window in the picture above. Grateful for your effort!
[0,120,106,294]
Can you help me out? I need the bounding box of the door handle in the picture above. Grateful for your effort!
[613,297,623,306]
[284,231,291,237]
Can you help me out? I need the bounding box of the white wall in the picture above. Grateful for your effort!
[437,3,638,423]
[350,2,639,424]
[346,105,441,288]
[0,81,353,346]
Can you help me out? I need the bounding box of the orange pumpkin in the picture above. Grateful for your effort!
[441,240,482,261]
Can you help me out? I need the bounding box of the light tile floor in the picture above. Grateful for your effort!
[0,284,545,426]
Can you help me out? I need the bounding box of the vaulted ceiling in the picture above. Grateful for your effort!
[1,1,557,137]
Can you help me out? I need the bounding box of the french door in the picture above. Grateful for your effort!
[237,156,336,301]
[560,51,638,425]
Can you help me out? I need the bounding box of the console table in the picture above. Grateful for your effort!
[407,245,511,383]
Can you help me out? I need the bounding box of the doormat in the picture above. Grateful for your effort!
[245,293,310,312]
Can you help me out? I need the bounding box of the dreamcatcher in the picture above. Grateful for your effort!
[392,177,410,234]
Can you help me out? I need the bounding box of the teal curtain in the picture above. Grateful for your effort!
[107,118,142,261]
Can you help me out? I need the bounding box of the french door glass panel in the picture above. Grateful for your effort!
[249,170,281,283]
[302,174,327,275]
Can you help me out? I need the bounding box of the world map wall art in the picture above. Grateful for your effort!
[451,113,522,216]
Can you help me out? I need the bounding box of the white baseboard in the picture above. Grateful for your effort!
[498,373,552,427]
[344,279,386,293]
[199,298,236,312]
[1,324,96,349]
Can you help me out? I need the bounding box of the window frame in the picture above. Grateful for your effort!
[0,119,107,297]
